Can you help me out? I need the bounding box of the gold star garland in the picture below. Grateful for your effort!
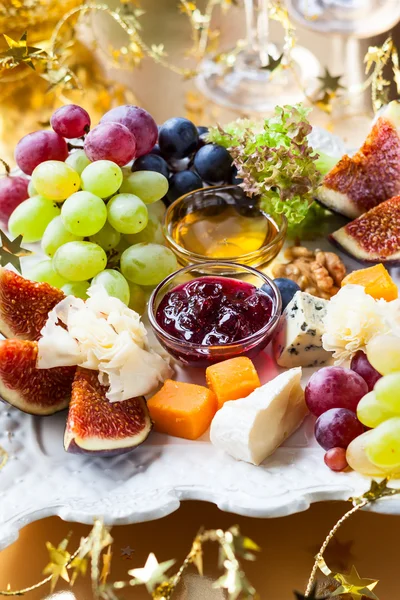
[0,230,33,274]
[0,481,399,598]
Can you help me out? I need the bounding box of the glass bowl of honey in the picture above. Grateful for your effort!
[163,185,287,268]
[148,261,282,367]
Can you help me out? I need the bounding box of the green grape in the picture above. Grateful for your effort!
[53,241,107,281]
[61,191,107,236]
[367,334,400,375]
[41,215,83,257]
[128,281,146,314]
[9,196,60,243]
[365,417,400,468]
[65,150,91,175]
[125,213,165,245]
[107,193,148,234]
[62,281,90,300]
[91,269,130,305]
[120,243,178,286]
[375,373,400,412]
[148,200,166,223]
[26,259,68,288]
[89,221,121,251]
[27,180,37,197]
[81,160,122,198]
[119,171,169,204]
[357,391,397,428]
[31,160,80,201]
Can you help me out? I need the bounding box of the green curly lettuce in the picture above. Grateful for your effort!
[208,104,323,225]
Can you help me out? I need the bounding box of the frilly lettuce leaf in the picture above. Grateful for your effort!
[207,104,323,225]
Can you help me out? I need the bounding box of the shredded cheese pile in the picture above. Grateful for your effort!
[37,286,172,402]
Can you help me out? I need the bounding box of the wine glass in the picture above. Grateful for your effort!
[196,0,320,112]
[286,0,400,37]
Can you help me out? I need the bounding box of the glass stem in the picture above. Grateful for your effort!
[244,0,270,67]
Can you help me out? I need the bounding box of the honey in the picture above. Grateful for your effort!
[171,203,279,260]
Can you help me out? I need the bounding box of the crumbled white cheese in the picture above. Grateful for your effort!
[37,285,172,401]
[322,284,400,363]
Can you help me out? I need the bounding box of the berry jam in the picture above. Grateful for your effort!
[156,276,273,346]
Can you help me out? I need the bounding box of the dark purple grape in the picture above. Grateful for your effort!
[150,144,162,156]
[50,104,90,138]
[158,118,199,159]
[0,176,28,227]
[194,144,233,184]
[315,408,364,450]
[197,126,209,148]
[84,122,136,166]
[272,278,301,311]
[101,105,158,157]
[324,447,348,471]
[166,171,203,204]
[132,154,169,179]
[305,366,368,417]
[231,166,243,185]
[350,350,382,391]
[15,131,69,175]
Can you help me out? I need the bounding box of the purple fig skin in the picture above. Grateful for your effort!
[329,234,400,266]
[350,350,382,391]
[64,436,151,457]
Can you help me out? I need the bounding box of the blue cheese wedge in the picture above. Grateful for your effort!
[272,291,331,368]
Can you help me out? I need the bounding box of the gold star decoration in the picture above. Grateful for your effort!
[43,538,71,592]
[332,565,379,600]
[128,553,176,593]
[101,546,113,585]
[262,53,284,72]
[0,31,45,69]
[351,478,400,506]
[213,559,256,600]
[309,537,354,573]
[0,231,32,274]
[121,545,134,559]
[230,526,260,562]
[189,537,203,576]
[69,554,88,586]
[317,67,345,94]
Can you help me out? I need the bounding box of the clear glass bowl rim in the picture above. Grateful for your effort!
[148,260,282,352]
[163,184,288,264]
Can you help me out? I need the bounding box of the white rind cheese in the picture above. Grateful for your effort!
[272,291,331,368]
[210,368,307,465]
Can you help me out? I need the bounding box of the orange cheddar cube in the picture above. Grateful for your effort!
[342,263,398,301]
[206,356,261,409]
[147,380,217,440]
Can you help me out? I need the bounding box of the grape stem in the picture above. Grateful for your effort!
[0,159,10,176]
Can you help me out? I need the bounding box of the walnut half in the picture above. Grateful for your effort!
[271,245,347,299]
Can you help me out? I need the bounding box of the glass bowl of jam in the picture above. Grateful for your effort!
[163,185,287,268]
[148,261,282,367]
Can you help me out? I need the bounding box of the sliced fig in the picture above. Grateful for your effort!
[317,101,400,219]
[330,195,400,263]
[64,368,152,456]
[0,339,74,415]
[0,268,64,341]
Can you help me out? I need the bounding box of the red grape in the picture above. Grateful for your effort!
[324,447,348,472]
[305,366,368,417]
[15,131,68,175]
[315,408,364,450]
[350,350,381,391]
[84,122,136,166]
[51,104,91,139]
[100,105,158,157]
[0,176,29,226]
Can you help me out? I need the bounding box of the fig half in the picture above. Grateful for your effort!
[317,101,400,219]
[0,268,64,341]
[330,195,400,264]
[64,368,152,456]
[0,339,75,415]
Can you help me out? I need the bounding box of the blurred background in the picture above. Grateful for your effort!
[1,1,400,598]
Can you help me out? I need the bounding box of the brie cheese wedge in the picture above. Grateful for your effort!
[210,367,308,465]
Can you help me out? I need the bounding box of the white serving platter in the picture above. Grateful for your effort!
[1,127,399,549]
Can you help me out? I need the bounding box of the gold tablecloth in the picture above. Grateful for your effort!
[1,2,400,597]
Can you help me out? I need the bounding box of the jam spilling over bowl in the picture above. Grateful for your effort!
[152,274,280,366]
